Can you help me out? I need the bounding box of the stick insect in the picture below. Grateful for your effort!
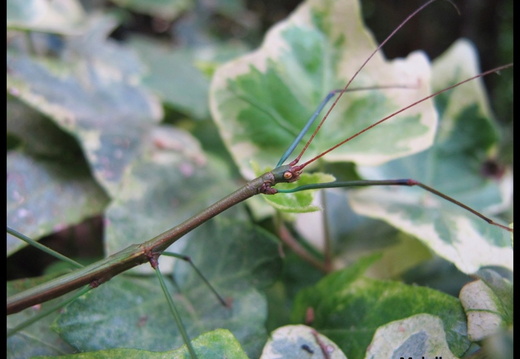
[7,0,513,357]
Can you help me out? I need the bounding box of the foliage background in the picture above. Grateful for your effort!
[7,0,513,358]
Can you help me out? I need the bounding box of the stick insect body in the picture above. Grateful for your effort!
[7,52,512,314]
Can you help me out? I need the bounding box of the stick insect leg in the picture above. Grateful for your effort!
[7,229,93,336]
[277,179,512,232]
[276,90,340,167]
[152,257,198,359]
[7,226,84,269]
[7,286,92,337]
[161,252,229,307]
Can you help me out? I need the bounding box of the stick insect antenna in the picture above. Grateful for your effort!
[294,63,513,172]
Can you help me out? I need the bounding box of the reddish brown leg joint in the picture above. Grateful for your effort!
[146,251,160,270]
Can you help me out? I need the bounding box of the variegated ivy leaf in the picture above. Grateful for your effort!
[7,14,162,197]
[259,166,336,213]
[460,269,512,341]
[110,0,191,20]
[292,255,471,359]
[260,325,346,359]
[365,314,458,359]
[350,40,513,274]
[210,0,437,182]
[7,0,87,34]
[29,329,249,359]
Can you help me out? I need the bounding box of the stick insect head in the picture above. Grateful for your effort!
[271,164,302,184]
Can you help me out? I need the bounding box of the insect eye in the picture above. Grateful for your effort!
[283,171,293,180]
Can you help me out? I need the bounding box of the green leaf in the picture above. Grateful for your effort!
[174,218,283,292]
[264,172,336,213]
[33,329,249,359]
[6,97,110,256]
[129,36,248,120]
[170,329,250,359]
[7,274,78,358]
[110,0,191,20]
[173,218,283,357]
[7,0,87,34]
[349,40,513,274]
[480,327,514,359]
[293,189,433,279]
[460,280,503,342]
[292,256,470,359]
[7,97,109,255]
[474,269,513,324]
[260,325,346,359]
[7,151,109,255]
[7,15,162,196]
[104,125,238,274]
[7,97,82,158]
[210,0,437,180]
[365,314,458,359]
[130,36,211,120]
[460,269,512,341]
[54,218,282,358]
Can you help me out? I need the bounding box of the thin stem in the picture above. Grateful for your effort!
[320,190,333,272]
[277,223,329,273]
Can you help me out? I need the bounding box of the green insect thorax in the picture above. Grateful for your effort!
[271,164,300,183]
